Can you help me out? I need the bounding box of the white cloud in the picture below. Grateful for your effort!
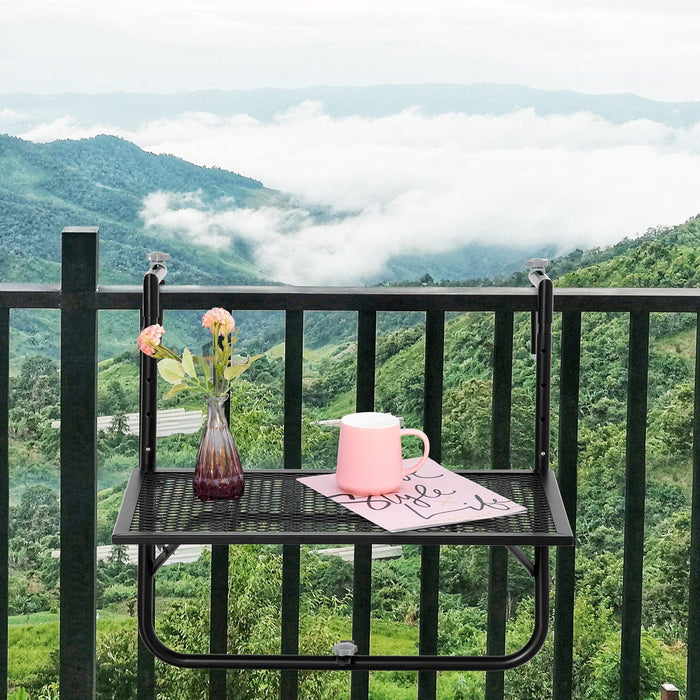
[16,104,700,284]
[140,190,317,255]
[20,116,109,142]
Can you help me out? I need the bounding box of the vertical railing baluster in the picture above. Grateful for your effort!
[282,310,303,700]
[284,310,304,467]
[350,310,377,700]
[418,310,445,700]
[209,390,232,699]
[486,310,514,700]
[423,311,445,473]
[0,307,9,700]
[210,543,229,698]
[553,311,581,699]
[356,309,377,410]
[620,311,649,700]
[59,227,99,699]
[687,313,700,698]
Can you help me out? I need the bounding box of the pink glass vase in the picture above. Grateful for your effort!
[193,394,244,500]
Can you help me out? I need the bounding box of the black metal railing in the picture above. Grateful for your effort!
[1,227,699,700]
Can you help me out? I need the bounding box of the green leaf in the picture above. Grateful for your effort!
[223,364,248,381]
[158,358,186,384]
[164,383,190,399]
[224,355,262,381]
[182,348,197,377]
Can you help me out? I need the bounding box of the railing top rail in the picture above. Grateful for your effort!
[110,284,540,312]
[554,286,700,312]
[1,283,700,312]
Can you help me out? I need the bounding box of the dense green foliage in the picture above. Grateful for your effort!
[7,211,700,696]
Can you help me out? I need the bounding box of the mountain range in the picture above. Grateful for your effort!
[4,83,700,129]
[4,82,700,288]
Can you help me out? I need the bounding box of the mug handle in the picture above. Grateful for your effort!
[400,429,431,476]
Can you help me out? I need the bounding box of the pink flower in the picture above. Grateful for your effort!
[202,308,235,336]
[138,324,166,356]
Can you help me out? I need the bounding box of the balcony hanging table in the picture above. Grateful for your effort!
[112,254,573,672]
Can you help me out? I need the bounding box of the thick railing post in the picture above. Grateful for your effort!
[688,314,700,699]
[620,311,649,700]
[418,310,445,700]
[0,307,9,700]
[59,227,99,699]
[553,311,581,699]
[661,683,680,700]
[282,310,304,700]
[486,310,514,700]
[351,309,377,700]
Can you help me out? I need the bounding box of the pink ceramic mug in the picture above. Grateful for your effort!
[335,412,431,496]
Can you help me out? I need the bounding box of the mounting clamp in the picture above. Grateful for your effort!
[526,258,549,286]
[332,640,358,667]
[146,252,169,285]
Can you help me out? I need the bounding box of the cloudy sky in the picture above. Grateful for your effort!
[4,0,700,100]
[4,0,700,283]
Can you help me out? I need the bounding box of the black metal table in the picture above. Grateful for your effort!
[114,468,571,548]
[112,466,572,670]
[111,254,573,672]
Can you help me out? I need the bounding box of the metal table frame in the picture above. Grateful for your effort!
[112,255,573,672]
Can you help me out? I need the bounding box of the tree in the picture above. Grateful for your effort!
[9,485,59,541]
[9,356,59,411]
[643,510,692,640]
[99,380,129,421]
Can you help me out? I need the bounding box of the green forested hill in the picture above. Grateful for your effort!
[4,127,700,697]
[0,133,280,285]
[554,222,700,287]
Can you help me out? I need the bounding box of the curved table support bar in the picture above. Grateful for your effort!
[138,545,549,672]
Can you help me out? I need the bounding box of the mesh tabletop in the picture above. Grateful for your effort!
[113,468,572,546]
